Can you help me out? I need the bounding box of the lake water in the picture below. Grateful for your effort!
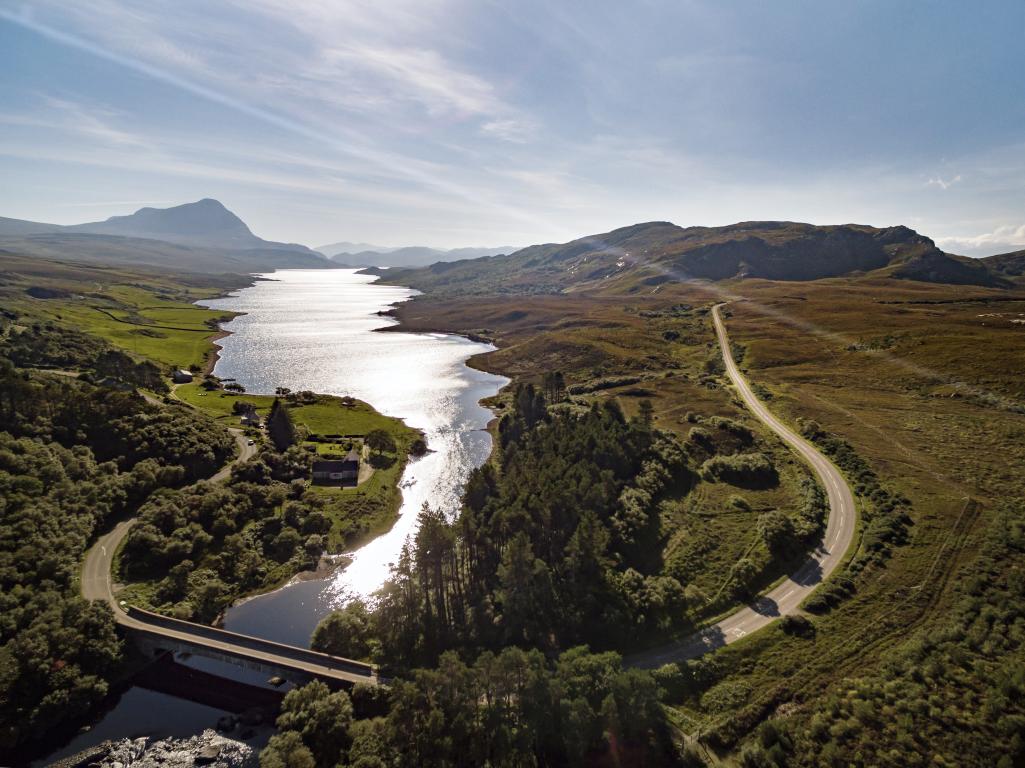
[39,268,506,764]
[204,269,507,644]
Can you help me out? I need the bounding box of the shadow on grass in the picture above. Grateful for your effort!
[369,453,397,470]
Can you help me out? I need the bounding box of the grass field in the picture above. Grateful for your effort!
[175,382,416,440]
[0,252,240,369]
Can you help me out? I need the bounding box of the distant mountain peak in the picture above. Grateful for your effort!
[64,198,274,250]
[318,241,516,268]
[0,199,328,268]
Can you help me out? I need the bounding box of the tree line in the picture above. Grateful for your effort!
[262,645,679,768]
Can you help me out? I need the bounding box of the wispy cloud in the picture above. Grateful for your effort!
[15,1,533,139]
[0,4,555,229]
[57,200,174,208]
[3,2,1025,248]
[926,174,962,190]
[480,118,537,143]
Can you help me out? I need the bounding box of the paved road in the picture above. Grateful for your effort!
[630,303,857,667]
[211,428,257,482]
[80,421,250,609]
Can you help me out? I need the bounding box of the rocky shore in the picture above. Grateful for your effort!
[48,729,258,768]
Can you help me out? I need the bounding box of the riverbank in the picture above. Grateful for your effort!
[186,269,507,644]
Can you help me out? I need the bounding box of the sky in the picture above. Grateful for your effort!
[1,1,1024,254]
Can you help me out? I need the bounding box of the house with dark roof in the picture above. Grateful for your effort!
[311,448,360,485]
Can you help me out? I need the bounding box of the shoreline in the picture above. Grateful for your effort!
[197,270,506,627]
[195,272,269,376]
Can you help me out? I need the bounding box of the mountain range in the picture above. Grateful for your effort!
[0,199,329,273]
[318,242,516,269]
[2,201,1020,291]
[379,220,1023,295]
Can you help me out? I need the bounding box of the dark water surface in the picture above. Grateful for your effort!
[38,269,506,763]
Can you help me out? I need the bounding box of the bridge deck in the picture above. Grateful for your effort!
[83,519,378,688]
[122,606,379,686]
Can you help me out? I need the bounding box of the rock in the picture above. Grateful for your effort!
[196,743,223,764]
[78,730,255,768]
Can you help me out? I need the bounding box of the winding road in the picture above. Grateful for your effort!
[83,427,255,608]
[631,303,857,667]
[82,427,253,608]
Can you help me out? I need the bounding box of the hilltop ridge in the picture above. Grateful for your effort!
[380,220,1016,294]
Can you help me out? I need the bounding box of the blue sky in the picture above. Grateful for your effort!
[1,1,1023,254]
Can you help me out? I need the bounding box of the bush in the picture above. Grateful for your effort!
[780,614,815,637]
[312,600,374,660]
[701,452,778,488]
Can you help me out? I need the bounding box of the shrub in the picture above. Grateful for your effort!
[701,452,778,487]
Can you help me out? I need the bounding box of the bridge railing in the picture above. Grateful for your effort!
[124,606,375,678]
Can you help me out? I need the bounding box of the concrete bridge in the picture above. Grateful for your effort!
[124,605,379,687]
[83,520,379,689]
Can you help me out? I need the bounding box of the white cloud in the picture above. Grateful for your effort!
[11,1,534,143]
[937,223,1025,256]
[480,118,537,143]
[926,174,962,190]
[318,44,504,119]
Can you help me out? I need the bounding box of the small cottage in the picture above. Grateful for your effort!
[312,449,360,485]
[172,369,194,384]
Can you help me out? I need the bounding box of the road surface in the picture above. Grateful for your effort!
[84,427,255,585]
[211,428,257,482]
[630,303,857,667]
[80,422,252,599]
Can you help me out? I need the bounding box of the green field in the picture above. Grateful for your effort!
[0,254,238,370]
[175,383,416,439]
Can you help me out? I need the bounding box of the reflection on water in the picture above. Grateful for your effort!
[37,688,239,765]
[200,269,507,645]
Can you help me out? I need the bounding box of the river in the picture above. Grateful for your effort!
[40,268,507,764]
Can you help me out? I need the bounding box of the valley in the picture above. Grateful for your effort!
[2,206,1024,767]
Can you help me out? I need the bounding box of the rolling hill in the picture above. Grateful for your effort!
[380,220,1015,295]
[321,243,515,268]
[982,249,1025,278]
